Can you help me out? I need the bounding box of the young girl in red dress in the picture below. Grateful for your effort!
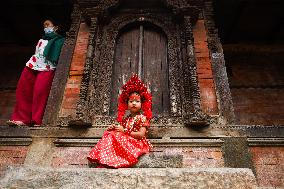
[87,75,153,168]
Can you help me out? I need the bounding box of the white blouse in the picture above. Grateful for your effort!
[25,39,57,71]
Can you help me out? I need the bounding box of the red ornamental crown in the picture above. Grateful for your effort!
[117,74,152,123]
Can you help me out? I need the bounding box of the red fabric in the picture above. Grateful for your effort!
[87,114,152,168]
[11,66,55,125]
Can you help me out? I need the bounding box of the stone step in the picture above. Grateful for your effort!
[0,166,257,189]
[134,153,183,168]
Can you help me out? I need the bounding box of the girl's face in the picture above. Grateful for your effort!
[128,93,142,115]
[43,20,58,33]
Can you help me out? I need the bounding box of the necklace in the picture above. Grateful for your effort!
[126,115,139,132]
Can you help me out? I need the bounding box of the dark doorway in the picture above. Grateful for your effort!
[110,23,170,117]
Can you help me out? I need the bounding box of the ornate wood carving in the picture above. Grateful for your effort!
[77,0,203,22]
[70,0,209,127]
[180,15,209,125]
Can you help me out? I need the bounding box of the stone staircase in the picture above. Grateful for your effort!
[0,166,257,189]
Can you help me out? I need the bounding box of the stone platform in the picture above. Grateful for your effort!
[0,166,257,189]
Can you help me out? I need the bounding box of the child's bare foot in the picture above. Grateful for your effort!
[6,120,27,126]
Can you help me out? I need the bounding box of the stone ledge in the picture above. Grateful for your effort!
[54,138,224,147]
[0,166,257,189]
[1,125,283,138]
[0,137,32,146]
[248,137,284,146]
[0,125,239,138]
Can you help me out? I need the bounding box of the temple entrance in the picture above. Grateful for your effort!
[110,23,170,117]
[67,2,206,127]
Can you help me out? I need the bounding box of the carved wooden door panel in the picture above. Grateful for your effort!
[110,23,169,117]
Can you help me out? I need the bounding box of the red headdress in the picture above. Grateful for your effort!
[117,74,152,123]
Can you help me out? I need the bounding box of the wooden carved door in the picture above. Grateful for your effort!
[110,23,169,117]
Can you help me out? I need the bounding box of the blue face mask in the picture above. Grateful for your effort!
[44,27,55,34]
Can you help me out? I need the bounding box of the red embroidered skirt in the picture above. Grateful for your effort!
[87,130,152,168]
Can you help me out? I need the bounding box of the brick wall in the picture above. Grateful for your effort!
[160,147,224,168]
[52,147,90,168]
[0,146,28,170]
[193,20,218,115]
[59,22,90,117]
[250,147,284,188]
[231,88,284,125]
[226,50,284,125]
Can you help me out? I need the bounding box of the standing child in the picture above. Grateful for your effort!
[7,19,65,127]
[87,74,153,168]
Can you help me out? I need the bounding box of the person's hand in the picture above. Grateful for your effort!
[114,125,124,132]
[107,124,115,131]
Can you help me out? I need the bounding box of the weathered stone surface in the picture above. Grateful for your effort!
[0,166,257,189]
[24,138,54,167]
[222,137,255,174]
[89,153,183,168]
[136,153,183,168]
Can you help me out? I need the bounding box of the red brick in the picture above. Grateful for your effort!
[250,147,284,188]
[64,88,80,95]
[60,22,90,117]
[65,83,81,90]
[0,146,28,169]
[66,76,82,86]
[197,69,213,79]
[59,108,76,117]
[232,88,284,125]
[196,57,211,63]
[61,97,79,109]
[193,19,218,115]
[198,79,218,114]
[182,147,224,168]
[51,147,90,168]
